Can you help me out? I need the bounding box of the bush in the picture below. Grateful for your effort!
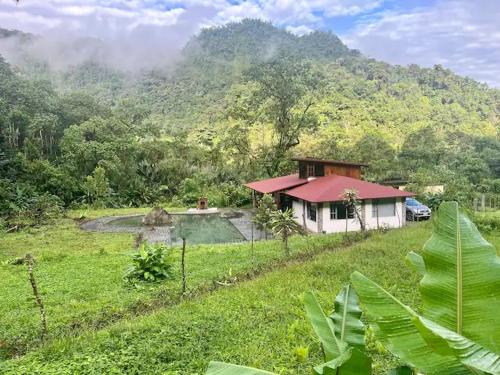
[0,178,63,228]
[124,243,174,284]
[473,215,500,233]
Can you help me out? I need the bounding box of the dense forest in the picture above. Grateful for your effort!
[1,19,499,226]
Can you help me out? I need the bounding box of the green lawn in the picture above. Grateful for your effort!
[0,207,346,360]
[1,209,498,374]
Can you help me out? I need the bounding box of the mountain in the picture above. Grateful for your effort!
[0,19,499,213]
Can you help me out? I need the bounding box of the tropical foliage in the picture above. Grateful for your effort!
[123,242,174,285]
[206,202,500,374]
[352,201,500,374]
[1,20,500,225]
[270,208,303,255]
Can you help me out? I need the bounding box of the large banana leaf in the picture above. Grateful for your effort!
[206,361,276,375]
[414,316,500,374]
[304,291,347,361]
[405,251,425,277]
[331,284,365,350]
[313,347,371,375]
[387,366,413,375]
[351,271,471,374]
[419,202,500,352]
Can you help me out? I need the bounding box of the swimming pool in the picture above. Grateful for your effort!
[108,214,245,245]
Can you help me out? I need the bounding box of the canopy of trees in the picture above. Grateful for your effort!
[1,19,499,223]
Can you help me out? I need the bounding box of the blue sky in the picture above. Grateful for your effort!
[2,0,500,86]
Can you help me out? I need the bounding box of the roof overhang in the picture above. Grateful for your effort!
[245,174,308,194]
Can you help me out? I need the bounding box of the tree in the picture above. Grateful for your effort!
[342,189,365,231]
[235,55,323,176]
[252,194,277,240]
[270,208,302,256]
[82,166,110,207]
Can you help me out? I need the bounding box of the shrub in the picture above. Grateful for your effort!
[473,215,500,233]
[124,243,174,284]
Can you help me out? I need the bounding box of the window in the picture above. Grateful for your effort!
[307,202,317,221]
[307,164,315,177]
[330,203,355,220]
[372,198,396,217]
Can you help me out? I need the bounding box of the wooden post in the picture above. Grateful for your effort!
[25,254,47,339]
[317,203,323,233]
[181,238,186,295]
[345,207,348,234]
[251,220,254,265]
[302,200,307,232]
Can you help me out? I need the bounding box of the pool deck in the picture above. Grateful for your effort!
[80,209,266,245]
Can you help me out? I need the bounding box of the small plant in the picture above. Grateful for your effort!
[124,242,173,285]
[270,208,303,256]
[252,194,278,240]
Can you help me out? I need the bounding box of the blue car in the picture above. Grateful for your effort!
[405,198,431,221]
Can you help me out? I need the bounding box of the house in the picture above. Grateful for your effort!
[245,157,414,233]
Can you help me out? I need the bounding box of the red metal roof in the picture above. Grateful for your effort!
[291,157,369,167]
[286,175,414,203]
[245,174,308,194]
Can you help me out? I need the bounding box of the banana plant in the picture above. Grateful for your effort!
[206,285,372,375]
[303,287,371,374]
[351,202,500,375]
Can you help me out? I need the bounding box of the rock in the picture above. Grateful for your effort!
[142,207,172,226]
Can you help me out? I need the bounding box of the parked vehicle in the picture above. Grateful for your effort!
[405,198,431,221]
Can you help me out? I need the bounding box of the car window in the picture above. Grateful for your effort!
[406,198,421,206]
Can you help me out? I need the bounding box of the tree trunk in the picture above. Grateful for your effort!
[251,221,255,265]
[284,231,289,256]
[25,253,47,339]
[345,207,348,234]
[181,238,187,295]
[355,207,365,231]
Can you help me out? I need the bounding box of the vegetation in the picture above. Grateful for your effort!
[206,202,500,374]
[1,208,498,373]
[1,16,500,375]
[270,208,304,255]
[0,206,353,361]
[252,194,278,240]
[123,242,174,285]
[1,20,499,226]
[342,189,366,231]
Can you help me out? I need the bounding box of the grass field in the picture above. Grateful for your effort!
[1,208,498,374]
[0,207,347,361]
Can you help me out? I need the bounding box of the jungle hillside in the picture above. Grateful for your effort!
[1,19,500,224]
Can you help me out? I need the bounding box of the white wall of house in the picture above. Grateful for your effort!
[292,199,320,233]
[292,197,405,233]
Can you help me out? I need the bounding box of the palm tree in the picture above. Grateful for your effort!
[270,209,302,256]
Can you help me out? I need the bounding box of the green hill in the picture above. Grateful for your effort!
[0,19,499,215]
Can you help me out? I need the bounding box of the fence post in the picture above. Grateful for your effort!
[25,254,47,339]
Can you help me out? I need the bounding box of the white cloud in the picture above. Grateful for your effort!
[286,24,314,36]
[343,0,500,86]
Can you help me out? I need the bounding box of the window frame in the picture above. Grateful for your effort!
[330,202,355,220]
[307,202,317,222]
[306,164,315,177]
[372,198,396,217]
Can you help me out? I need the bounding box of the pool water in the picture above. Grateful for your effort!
[108,214,245,245]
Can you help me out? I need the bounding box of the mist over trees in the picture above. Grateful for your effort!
[1,19,499,225]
